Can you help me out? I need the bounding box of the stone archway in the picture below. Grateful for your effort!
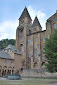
[12,67,14,75]
[8,66,14,75]
[2,66,7,77]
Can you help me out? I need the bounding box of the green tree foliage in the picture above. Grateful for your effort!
[0,39,15,50]
[44,29,57,73]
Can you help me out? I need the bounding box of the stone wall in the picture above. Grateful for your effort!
[21,68,57,78]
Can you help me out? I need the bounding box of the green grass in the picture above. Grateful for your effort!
[0,78,57,85]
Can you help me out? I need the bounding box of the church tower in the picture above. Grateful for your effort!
[16,7,32,68]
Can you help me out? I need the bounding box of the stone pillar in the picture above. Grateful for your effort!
[11,70,12,75]
[1,69,2,76]
[6,69,7,77]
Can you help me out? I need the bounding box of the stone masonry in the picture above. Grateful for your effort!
[16,7,57,70]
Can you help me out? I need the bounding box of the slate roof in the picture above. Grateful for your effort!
[19,7,32,21]
[5,44,21,55]
[32,16,42,28]
[0,51,13,60]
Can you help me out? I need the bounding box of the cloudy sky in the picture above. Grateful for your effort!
[0,0,57,40]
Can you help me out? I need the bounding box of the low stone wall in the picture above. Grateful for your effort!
[21,69,57,78]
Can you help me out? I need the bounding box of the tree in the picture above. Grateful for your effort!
[44,29,57,73]
[0,39,15,50]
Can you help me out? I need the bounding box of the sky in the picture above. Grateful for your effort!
[0,0,57,40]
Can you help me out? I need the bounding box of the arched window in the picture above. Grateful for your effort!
[20,44,23,52]
[4,60,7,64]
[54,24,56,29]
[36,49,38,56]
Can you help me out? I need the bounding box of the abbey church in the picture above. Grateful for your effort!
[0,7,56,77]
[16,7,57,69]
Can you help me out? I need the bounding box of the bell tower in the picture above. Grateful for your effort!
[16,7,32,68]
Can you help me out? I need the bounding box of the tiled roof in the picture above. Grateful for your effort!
[0,51,13,60]
[5,44,21,55]
[32,16,42,28]
[19,7,32,21]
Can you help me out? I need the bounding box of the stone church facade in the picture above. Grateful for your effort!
[16,7,57,70]
[16,7,46,69]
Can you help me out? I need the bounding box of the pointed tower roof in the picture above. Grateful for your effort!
[32,16,42,28]
[19,7,32,21]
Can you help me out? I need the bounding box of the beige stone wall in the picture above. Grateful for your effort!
[27,32,43,69]
[0,58,13,69]
[21,69,57,78]
[0,58,14,76]
[0,51,22,76]
[13,53,22,74]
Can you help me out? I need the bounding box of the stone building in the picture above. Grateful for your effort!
[0,44,22,77]
[46,10,57,38]
[0,8,57,77]
[16,7,46,69]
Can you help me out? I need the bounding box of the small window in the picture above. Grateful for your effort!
[43,36,45,42]
[29,39,31,44]
[36,49,38,56]
[9,49,11,52]
[54,24,56,29]
[20,44,23,52]
[11,60,13,64]
[29,50,31,56]
[35,37,38,43]
[21,46,23,52]
[4,60,7,64]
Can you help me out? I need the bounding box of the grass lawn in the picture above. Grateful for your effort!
[0,78,57,85]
